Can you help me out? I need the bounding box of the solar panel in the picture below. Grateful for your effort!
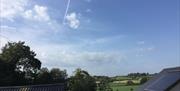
[144,71,180,91]
[0,83,65,91]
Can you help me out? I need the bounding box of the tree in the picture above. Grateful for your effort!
[94,76,112,91]
[0,41,41,85]
[36,67,52,84]
[68,68,96,91]
[126,80,134,85]
[50,68,67,83]
[0,58,12,86]
[140,77,148,84]
[35,67,68,84]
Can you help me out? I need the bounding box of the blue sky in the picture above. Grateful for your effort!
[0,0,179,76]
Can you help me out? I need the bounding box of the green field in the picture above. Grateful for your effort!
[96,75,148,91]
[109,82,140,91]
[111,85,139,91]
[112,76,132,81]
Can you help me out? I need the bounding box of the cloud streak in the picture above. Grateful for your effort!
[63,0,71,24]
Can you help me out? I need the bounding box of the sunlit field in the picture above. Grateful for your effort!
[111,85,139,91]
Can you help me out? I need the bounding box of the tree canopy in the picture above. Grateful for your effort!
[68,68,97,91]
[0,41,67,86]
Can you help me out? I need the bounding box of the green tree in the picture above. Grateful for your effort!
[0,41,41,85]
[35,67,68,84]
[94,76,112,91]
[36,67,52,84]
[98,79,112,91]
[126,80,134,86]
[50,68,67,83]
[0,58,13,85]
[140,77,148,84]
[68,68,96,91]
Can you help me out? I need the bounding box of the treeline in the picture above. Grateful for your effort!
[127,72,150,78]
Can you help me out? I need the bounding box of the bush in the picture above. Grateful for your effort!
[140,77,148,84]
[126,80,134,85]
[68,68,96,91]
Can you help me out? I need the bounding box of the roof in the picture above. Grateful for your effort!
[137,67,180,91]
[0,83,65,91]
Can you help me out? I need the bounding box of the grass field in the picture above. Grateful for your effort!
[111,85,139,91]
[113,76,132,81]
[109,82,139,91]
[96,76,146,91]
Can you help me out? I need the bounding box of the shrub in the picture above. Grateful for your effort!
[126,80,134,85]
[140,77,148,84]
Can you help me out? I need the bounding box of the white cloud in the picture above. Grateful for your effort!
[0,0,29,21]
[0,25,17,30]
[34,44,125,74]
[137,41,145,45]
[65,12,80,29]
[23,5,50,22]
[136,47,155,52]
[135,46,155,57]
[0,0,50,22]
[147,46,155,51]
[0,24,127,76]
[83,35,125,45]
[35,47,125,76]
[0,37,8,51]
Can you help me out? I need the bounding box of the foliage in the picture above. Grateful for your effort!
[127,73,149,79]
[36,67,52,84]
[126,80,134,86]
[0,41,67,86]
[112,76,132,81]
[50,68,67,83]
[68,68,96,91]
[94,76,113,91]
[0,41,41,85]
[0,58,14,86]
[110,84,139,91]
[140,77,148,84]
[35,67,67,84]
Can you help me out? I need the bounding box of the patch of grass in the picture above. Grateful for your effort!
[112,80,140,85]
[113,76,132,81]
[111,85,139,91]
[109,82,139,91]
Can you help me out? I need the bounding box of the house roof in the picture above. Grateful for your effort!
[137,67,180,91]
[0,83,65,91]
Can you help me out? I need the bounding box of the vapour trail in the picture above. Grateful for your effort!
[63,0,71,24]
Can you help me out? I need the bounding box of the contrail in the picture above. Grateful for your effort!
[63,0,71,24]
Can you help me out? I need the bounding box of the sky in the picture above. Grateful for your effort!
[0,0,179,76]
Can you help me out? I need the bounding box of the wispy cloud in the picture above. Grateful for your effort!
[135,46,155,57]
[34,44,126,75]
[137,41,145,45]
[63,0,71,24]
